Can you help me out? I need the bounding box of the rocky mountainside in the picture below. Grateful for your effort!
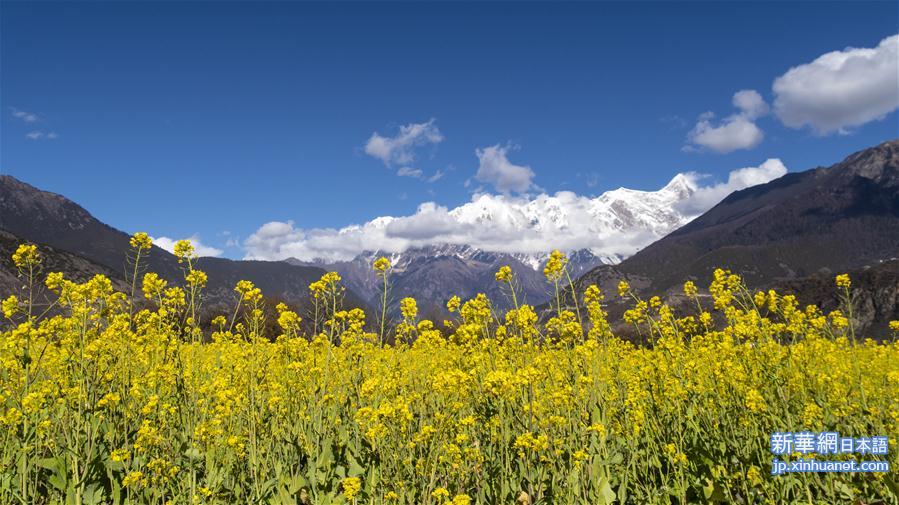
[577,139,899,336]
[0,175,367,314]
[290,244,607,313]
[0,228,129,309]
[771,260,899,336]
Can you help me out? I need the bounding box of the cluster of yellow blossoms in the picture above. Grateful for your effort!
[1,239,898,504]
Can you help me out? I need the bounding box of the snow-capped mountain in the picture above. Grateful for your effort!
[285,173,702,309]
[246,159,786,265]
[446,172,695,242]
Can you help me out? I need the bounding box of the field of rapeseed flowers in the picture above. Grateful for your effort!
[2,236,898,504]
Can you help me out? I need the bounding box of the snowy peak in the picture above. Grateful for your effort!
[661,173,698,197]
[269,160,791,309]
[292,173,702,279]
[445,173,698,246]
[254,159,787,275]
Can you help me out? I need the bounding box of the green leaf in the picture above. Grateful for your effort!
[347,454,364,477]
[883,475,899,498]
[276,487,296,505]
[262,478,279,493]
[617,476,628,503]
[48,473,67,493]
[35,457,61,471]
[598,477,616,504]
[289,474,308,494]
[317,441,334,469]
[82,483,105,505]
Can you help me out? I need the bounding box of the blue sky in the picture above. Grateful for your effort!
[2,1,897,259]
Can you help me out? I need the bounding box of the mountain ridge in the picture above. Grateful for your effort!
[286,244,607,311]
[575,138,899,335]
[0,175,367,314]
[282,170,710,309]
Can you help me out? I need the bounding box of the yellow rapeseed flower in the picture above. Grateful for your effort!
[452,494,472,505]
[173,239,195,262]
[373,256,391,273]
[129,232,153,250]
[683,280,698,296]
[1,248,896,503]
[495,265,513,283]
[142,272,168,299]
[12,243,40,270]
[446,295,461,313]
[45,271,65,293]
[835,273,851,289]
[185,269,208,288]
[400,297,418,320]
[1,295,18,319]
[122,471,144,488]
[543,250,567,282]
[342,476,362,500]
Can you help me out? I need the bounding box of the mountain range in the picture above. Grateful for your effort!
[0,176,367,318]
[576,139,899,336]
[2,139,897,335]
[579,139,899,292]
[288,172,702,311]
[289,245,604,315]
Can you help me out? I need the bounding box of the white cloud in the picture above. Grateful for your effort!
[773,34,899,134]
[686,89,769,153]
[24,130,58,141]
[582,172,600,188]
[732,89,769,120]
[12,108,57,140]
[474,144,537,193]
[687,115,765,154]
[11,108,39,123]
[220,231,241,248]
[397,166,423,178]
[152,235,224,258]
[393,165,445,182]
[364,119,443,168]
[674,159,788,215]
[384,202,466,240]
[243,159,786,262]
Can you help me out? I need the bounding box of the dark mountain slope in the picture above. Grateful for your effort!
[0,228,129,306]
[574,139,899,338]
[0,175,367,311]
[771,259,899,335]
[0,175,182,280]
[579,139,899,294]
[291,245,573,314]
